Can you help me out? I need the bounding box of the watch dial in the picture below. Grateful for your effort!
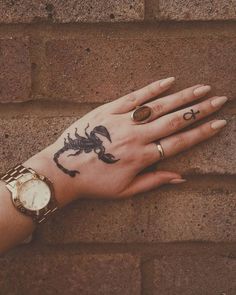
[18,179,51,211]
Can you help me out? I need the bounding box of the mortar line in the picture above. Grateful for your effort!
[0,21,236,39]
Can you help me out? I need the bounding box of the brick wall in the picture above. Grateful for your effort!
[0,1,236,294]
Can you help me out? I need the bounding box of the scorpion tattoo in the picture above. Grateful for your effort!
[53,124,120,177]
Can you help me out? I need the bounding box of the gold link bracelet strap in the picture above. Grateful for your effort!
[1,164,33,185]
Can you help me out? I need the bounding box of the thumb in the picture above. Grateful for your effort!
[119,170,186,198]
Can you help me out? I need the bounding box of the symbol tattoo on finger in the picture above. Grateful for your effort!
[183,109,200,121]
[53,124,120,177]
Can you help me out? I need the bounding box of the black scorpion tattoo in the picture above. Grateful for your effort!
[53,124,120,177]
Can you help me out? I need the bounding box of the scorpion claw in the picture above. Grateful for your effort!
[99,152,120,164]
[92,126,112,142]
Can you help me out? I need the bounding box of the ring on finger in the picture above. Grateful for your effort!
[155,140,165,160]
[131,105,153,124]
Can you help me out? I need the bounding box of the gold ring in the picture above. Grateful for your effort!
[131,105,153,124]
[155,141,165,160]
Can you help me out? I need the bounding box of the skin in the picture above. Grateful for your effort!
[0,77,228,254]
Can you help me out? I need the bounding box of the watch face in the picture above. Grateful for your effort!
[18,179,51,211]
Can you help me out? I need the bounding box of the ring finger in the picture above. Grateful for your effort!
[140,95,228,143]
[142,119,227,167]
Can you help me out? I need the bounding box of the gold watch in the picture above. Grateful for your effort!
[1,164,58,224]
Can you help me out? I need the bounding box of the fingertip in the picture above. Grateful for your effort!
[211,119,227,130]
[155,171,182,183]
[169,178,187,184]
[159,77,176,88]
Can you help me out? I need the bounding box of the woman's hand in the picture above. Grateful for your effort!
[24,77,227,206]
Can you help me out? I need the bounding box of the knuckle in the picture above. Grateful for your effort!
[126,93,137,103]
[147,82,159,97]
[168,115,182,130]
[199,124,209,137]
[180,88,193,104]
[200,105,208,116]
[174,134,187,149]
[124,93,138,108]
[178,89,187,102]
[152,102,164,114]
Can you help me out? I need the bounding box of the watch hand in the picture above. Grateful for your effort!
[31,194,36,207]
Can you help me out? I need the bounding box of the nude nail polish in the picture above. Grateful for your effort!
[160,77,175,87]
[193,85,211,96]
[211,96,228,108]
[169,178,187,184]
[211,120,227,130]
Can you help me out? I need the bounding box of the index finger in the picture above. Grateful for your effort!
[108,77,176,114]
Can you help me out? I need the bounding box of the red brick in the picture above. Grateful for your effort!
[0,38,31,102]
[44,37,236,103]
[0,253,141,295]
[0,114,235,175]
[146,0,236,21]
[38,185,236,243]
[0,0,144,23]
[0,116,75,172]
[151,256,236,294]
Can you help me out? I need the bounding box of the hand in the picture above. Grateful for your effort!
[24,77,227,206]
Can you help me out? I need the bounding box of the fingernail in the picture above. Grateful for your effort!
[169,178,187,184]
[211,119,227,130]
[160,77,175,87]
[193,85,211,97]
[211,96,228,108]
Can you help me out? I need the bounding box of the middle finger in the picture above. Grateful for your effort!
[139,95,228,143]
[144,84,211,121]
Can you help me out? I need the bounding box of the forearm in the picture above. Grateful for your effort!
[0,182,35,254]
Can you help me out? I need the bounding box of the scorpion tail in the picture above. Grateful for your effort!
[53,149,80,177]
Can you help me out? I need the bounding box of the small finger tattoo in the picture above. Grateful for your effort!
[53,124,120,177]
[183,109,200,121]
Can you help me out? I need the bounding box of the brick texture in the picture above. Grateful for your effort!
[0,117,74,172]
[0,1,236,294]
[150,256,236,295]
[37,186,236,243]
[43,37,236,103]
[0,38,31,102]
[0,253,141,295]
[149,0,236,21]
[0,0,144,23]
[0,114,235,174]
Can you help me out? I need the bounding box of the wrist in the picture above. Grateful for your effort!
[23,144,78,208]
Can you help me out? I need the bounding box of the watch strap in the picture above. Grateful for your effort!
[1,164,33,186]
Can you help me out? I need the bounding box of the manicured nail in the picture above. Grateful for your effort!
[169,178,187,184]
[211,119,227,130]
[193,85,211,97]
[160,77,175,87]
[211,96,228,108]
